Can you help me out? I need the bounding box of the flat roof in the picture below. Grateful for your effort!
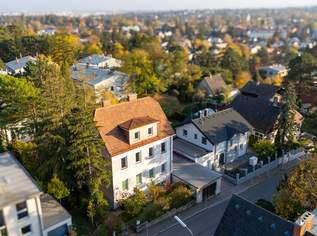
[41,194,71,229]
[173,154,221,189]
[0,152,41,208]
[174,138,209,159]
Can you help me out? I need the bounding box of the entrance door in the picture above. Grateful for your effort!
[219,153,225,165]
[203,182,217,200]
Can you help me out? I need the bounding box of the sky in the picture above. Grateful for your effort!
[2,0,317,12]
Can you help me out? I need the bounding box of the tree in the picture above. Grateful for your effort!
[275,82,298,150]
[274,157,317,220]
[50,34,82,75]
[119,188,147,218]
[47,175,70,202]
[0,74,39,137]
[287,53,317,94]
[121,49,160,96]
[234,71,251,88]
[221,48,248,76]
[253,140,276,159]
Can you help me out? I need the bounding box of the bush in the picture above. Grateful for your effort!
[103,213,124,235]
[169,185,193,209]
[119,188,147,219]
[148,182,165,201]
[253,140,276,160]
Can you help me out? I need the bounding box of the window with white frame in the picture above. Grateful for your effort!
[149,147,154,158]
[149,168,155,178]
[148,127,153,135]
[161,163,166,173]
[121,156,128,169]
[161,142,166,153]
[134,131,140,140]
[122,179,128,191]
[21,225,31,235]
[136,173,142,185]
[16,201,28,220]
[135,151,141,163]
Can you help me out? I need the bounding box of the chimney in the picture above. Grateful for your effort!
[128,93,137,101]
[102,99,111,107]
[15,57,19,64]
[293,211,314,236]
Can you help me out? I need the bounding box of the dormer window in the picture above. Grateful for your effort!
[134,131,140,140]
[148,127,153,135]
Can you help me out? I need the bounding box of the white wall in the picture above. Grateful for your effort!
[111,136,173,207]
[128,123,158,145]
[3,197,43,236]
[176,123,214,151]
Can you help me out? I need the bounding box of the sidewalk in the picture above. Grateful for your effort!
[137,158,302,236]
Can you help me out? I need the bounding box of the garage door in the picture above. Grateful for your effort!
[47,224,68,236]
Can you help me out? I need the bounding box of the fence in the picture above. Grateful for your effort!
[223,148,305,185]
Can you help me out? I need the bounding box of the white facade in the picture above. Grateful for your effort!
[176,123,249,170]
[111,136,173,208]
[2,197,42,236]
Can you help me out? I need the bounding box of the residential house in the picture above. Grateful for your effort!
[197,74,227,98]
[0,152,72,236]
[71,63,129,102]
[230,81,303,140]
[94,95,175,208]
[5,56,36,75]
[37,28,56,36]
[175,108,253,170]
[78,54,121,69]
[215,194,317,236]
[259,64,288,79]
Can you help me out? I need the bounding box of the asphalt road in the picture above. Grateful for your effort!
[145,170,284,236]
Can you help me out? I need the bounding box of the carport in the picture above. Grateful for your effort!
[173,154,222,203]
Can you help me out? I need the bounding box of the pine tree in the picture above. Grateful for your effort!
[275,82,298,150]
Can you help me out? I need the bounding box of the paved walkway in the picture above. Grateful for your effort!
[137,157,303,236]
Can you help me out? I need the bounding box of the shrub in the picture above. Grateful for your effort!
[148,182,165,201]
[169,185,193,209]
[253,140,276,159]
[103,213,124,235]
[119,188,147,219]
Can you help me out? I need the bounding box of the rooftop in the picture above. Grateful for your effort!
[79,54,116,66]
[5,56,36,71]
[71,65,128,87]
[192,108,253,144]
[0,152,41,208]
[119,116,159,130]
[215,194,295,236]
[41,194,71,230]
[240,81,281,99]
[173,153,221,189]
[174,138,209,159]
[94,97,175,157]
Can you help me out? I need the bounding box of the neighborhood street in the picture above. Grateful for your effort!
[139,159,300,236]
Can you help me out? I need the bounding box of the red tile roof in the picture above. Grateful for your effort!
[94,97,175,157]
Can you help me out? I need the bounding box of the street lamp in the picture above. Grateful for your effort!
[174,215,194,236]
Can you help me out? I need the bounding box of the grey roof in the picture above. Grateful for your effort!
[215,194,295,236]
[71,64,128,87]
[192,108,253,144]
[41,194,71,229]
[0,152,41,208]
[240,81,281,99]
[230,94,280,134]
[5,56,36,71]
[174,138,209,159]
[79,54,113,66]
[173,154,221,189]
[198,74,227,96]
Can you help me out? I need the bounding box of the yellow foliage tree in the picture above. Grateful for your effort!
[234,71,251,88]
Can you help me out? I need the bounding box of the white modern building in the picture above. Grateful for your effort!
[78,54,121,69]
[175,108,253,170]
[94,95,175,208]
[5,56,36,75]
[0,152,72,236]
[259,64,288,78]
[71,63,129,101]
